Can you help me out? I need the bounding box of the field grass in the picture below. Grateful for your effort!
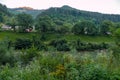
[62,34,114,43]
[0,50,120,80]
[0,31,38,41]
[0,31,119,80]
[0,31,115,43]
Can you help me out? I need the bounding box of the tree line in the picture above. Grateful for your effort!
[0,3,120,36]
[3,13,119,36]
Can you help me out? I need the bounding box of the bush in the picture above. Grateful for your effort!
[32,36,48,51]
[20,47,39,64]
[0,46,16,66]
[74,39,108,51]
[14,38,32,50]
[49,39,67,47]
[80,65,109,80]
[49,39,70,51]
[56,43,70,51]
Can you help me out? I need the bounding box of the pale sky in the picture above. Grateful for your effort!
[0,0,120,14]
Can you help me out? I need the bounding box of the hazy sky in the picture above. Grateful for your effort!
[0,0,120,14]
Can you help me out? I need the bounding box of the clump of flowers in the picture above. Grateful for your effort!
[49,64,65,77]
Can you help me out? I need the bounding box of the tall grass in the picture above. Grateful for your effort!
[0,50,120,80]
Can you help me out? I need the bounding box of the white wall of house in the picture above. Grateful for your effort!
[1,25,12,30]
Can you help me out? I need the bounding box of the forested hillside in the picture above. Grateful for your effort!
[38,5,120,24]
[9,5,120,23]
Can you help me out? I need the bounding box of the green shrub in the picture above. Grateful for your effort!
[49,39,70,51]
[80,65,109,80]
[0,41,16,66]
[14,38,32,50]
[49,39,67,47]
[74,39,108,51]
[32,35,48,51]
[20,47,39,64]
[56,43,70,51]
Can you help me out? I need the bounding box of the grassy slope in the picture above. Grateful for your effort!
[0,31,38,41]
[47,33,114,43]
[0,31,114,43]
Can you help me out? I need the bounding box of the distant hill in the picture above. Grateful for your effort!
[37,5,120,24]
[8,5,120,24]
[9,7,44,18]
[18,6,34,10]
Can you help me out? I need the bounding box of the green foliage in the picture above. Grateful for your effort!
[85,21,97,35]
[0,4,11,23]
[0,4,10,16]
[20,47,39,64]
[111,46,120,63]
[111,28,120,64]
[100,20,113,35]
[35,16,54,33]
[40,34,47,41]
[5,17,17,32]
[56,43,70,51]
[0,49,119,80]
[57,25,70,34]
[0,40,16,66]
[0,14,4,23]
[49,39,70,51]
[38,5,120,28]
[114,28,120,45]
[75,39,108,51]
[14,38,32,50]
[80,65,109,80]
[16,13,33,32]
[72,20,97,35]
[72,22,84,34]
[0,3,120,80]
[32,35,48,51]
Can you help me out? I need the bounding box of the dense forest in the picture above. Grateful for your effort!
[1,3,120,80]
[9,5,120,23]
[39,5,120,24]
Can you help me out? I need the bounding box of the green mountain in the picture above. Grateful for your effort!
[37,5,120,24]
[7,5,120,25]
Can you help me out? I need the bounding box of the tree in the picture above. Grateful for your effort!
[111,22,120,34]
[57,25,70,34]
[16,13,33,32]
[72,20,97,35]
[6,17,17,32]
[72,22,84,35]
[35,16,53,33]
[84,21,97,35]
[100,20,113,35]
